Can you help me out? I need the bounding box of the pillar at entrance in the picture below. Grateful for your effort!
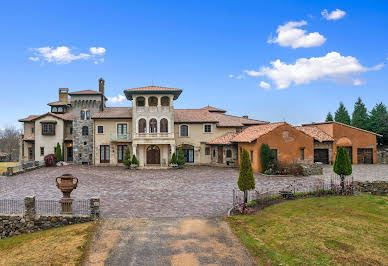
[132,144,137,156]
[170,144,176,155]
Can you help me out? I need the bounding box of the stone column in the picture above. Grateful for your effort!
[90,197,100,220]
[24,196,36,218]
[170,144,176,155]
[132,144,137,156]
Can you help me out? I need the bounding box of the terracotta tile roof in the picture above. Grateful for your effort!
[47,101,70,106]
[210,112,268,127]
[302,121,383,137]
[124,86,183,100]
[296,126,334,142]
[92,107,132,119]
[174,109,219,123]
[18,115,40,122]
[18,112,73,122]
[64,136,73,141]
[200,105,226,113]
[232,122,286,143]
[125,86,182,92]
[23,135,35,141]
[207,132,238,145]
[69,90,102,95]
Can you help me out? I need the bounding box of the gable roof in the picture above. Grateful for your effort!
[296,126,334,142]
[200,105,226,113]
[210,112,267,127]
[18,112,73,122]
[207,132,238,145]
[174,109,219,123]
[92,107,133,119]
[124,86,182,100]
[231,122,286,143]
[302,121,383,137]
[47,101,70,106]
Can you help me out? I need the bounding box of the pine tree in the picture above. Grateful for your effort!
[169,153,177,164]
[260,143,274,173]
[55,143,63,162]
[123,147,131,168]
[238,149,255,206]
[351,97,369,130]
[369,102,388,145]
[334,102,351,125]
[177,148,185,166]
[333,147,352,193]
[131,155,139,166]
[325,112,334,122]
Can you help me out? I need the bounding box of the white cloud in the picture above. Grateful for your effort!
[90,47,106,55]
[108,94,126,104]
[321,9,346,20]
[29,46,106,64]
[268,20,326,48]
[353,79,365,86]
[245,52,382,89]
[228,74,234,78]
[259,81,271,90]
[228,74,245,79]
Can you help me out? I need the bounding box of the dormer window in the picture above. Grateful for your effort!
[57,106,64,113]
[52,107,58,113]
[51,106,65,113]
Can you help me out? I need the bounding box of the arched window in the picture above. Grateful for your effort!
[57,106,63,113]
[161,96,170,106]
[148,96,158,106]
[160,118,168,133]
[82,126,88,136]
[138,119,146,133]
[226,149,232,158]
[149,118,157,133]
[52,107,58,113]
[80,110,85,120]
[86,111,91,120]
[136,97,145,107]
[180,125,188,137]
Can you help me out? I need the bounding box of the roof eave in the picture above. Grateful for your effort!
[124,90,182,100]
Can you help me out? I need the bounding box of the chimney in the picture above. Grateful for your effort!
[99,78,105,95]
[59,88,69,103]
[242,115,248,119]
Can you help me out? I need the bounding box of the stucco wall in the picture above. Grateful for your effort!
[34,115,64,161]
[238,124,314,173]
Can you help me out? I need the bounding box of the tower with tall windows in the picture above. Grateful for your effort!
[124,86,182,167]
[70,78,106,164]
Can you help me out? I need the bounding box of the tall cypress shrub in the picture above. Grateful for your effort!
[55,143,63,162]
[260,143,273,173]
[333,147,352,192]
[238,149,255,206]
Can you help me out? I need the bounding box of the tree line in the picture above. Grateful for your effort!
[0,126,22,161]
[325,98,388,146]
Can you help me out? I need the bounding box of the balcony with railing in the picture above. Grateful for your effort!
[110,133,132,142]
[134,132,174,139]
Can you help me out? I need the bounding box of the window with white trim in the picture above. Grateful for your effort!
[204,124,212,133]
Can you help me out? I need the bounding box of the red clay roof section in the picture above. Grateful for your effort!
[47,101,70,106]
[18,112,73,122]
[201,105,227,113]
[92,107,133,119]
[210,112,267,127]
[69,90,102,95]
[232,122,286,143]
[296,126,334,142]
[174,109,219,123]
[18,115,40,122]
[302,121,383,137]
[207,132,238,145]
[125,86,182,92]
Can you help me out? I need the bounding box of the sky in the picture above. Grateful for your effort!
[1,0,387,128]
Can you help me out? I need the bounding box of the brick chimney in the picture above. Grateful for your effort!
[58,88,69,103]
[99,78,105,95]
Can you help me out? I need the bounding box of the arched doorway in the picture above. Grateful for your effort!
[147,145,160,164]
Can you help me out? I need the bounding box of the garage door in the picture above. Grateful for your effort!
[357,148,373,164]
[314,149,329,164]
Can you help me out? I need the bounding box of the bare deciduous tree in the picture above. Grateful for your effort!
[0,125,23,161]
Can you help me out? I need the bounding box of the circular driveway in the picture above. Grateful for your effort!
[1,165,324,217]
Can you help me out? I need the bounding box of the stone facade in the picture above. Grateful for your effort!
[377,148,388,164]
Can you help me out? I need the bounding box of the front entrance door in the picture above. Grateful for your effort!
[217,146,223,163]
[147,145,160,164]
[117,145,127,163]
[357,148,373,164]
[67,147,73,162]
[28,147,33,161]
[314,149,329,164]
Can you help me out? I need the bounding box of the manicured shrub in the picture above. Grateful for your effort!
[169,153,177,164]
[44,154,57,167]
[123,147,131,168]
[177,148,185,166]
[131,155,139,166]
[260,143,275,173]
[55,143,63,162]
[238,149,255,205]
[333,147,352,192]
[288,163,304,176]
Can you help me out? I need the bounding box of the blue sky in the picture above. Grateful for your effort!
[1,0,387,128]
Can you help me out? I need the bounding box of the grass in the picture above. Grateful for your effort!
[228,194,388,265]
[0,222,98,266]
[0,162,19,174]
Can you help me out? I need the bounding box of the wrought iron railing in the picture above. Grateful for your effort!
[110,133,132,142]
[36,199,91,215]
[0,199,25,214]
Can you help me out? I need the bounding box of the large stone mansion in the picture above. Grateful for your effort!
[19,78,380,172]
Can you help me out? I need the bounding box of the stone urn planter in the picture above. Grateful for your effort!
[56,174,78,214]
[130,164,138,170]
[169,163,179,169]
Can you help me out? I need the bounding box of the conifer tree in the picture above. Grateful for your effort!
[123,147,131,168]
[260,143,274,173]
[55,143,63,162]
[333,147,352,193]
[369,102,388,145]
[334,102,351,125]
[351,97,369,130]
[177,148,185,166]
[325,112,333,122]
[238,149,255,206]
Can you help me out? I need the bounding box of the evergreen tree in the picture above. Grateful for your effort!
[260,143,274,173]
[351,97,369,130]
[55,143,62,162]
[123,147,131,168]
[177,148,185,166]
[238,149,255,206]
[369,102,388,145]
[334,102,351,125]
[131,154,139,165]
[325,112,334,122]
[169,152,177,164]
[333,147,352,193]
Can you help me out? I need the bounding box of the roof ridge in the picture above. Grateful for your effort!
[302,121,382,137]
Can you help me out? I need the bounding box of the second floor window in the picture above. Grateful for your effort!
[138,119,146,133]
[117,124,127,135]
[149,119,157,133]
[86,111,91,120]
[97,126,104,134]
[42,123,55,135]
[160,118,168,133]
[82,126,88,136]
[180,125,188,136]
[204,124,212,133]
[31,127,34,133]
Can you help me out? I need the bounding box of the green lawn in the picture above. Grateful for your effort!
[0,222,97,266]
[228,194,388,265]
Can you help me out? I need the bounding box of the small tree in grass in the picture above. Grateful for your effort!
[177,148,185,166]
[333,147,352,193]
[55,143,63,162]
[131,154,139,166]
[238,149,255,208]
[123,147,131,168]
[260,143,274,173]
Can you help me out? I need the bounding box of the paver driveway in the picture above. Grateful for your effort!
[0,165,325,218]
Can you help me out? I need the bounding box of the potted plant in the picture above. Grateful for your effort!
[131,154,139,169]
[169,152,178,168]
[177,148,185,169]
[123,147,131,169]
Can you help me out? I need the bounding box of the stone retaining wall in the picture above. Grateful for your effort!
[354,181,388,195]
[299,163,323,176]
[377,149,388,164]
